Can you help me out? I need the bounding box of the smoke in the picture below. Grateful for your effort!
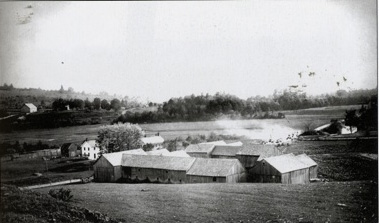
[215,119,300,142]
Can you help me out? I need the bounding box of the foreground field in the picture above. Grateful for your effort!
[36,181,377,223]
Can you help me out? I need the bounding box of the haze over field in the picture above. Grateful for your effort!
[0,1,377,102]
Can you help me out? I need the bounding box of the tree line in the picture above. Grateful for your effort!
[52,97,127,111]
[114,89,377,124]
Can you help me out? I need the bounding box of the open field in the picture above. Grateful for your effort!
[0,105,356,145]
[36,181,377,223]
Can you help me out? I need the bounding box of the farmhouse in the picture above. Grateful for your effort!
[249,153,311,184]
[122,155,196,183]
[80,139,100,160]
[140,136,164,150]
[186,158,246,183]
[93,149,146,182]
[185,144,215,158]
[60,143,80,157]
[236,144,282,169]
[295,153,318,179]
[21,103,37,113]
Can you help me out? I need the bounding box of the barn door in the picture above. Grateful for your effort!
[96,167,112,182]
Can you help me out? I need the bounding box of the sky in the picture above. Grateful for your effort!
[0,1,377,103]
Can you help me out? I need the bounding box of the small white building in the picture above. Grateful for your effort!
[80,139,100,160]
[140,136,164,150]
[21,103,37,113]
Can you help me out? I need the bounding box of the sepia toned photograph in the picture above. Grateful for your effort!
[0,1,377,222]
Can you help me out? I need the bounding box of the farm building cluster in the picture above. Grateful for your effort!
[92,139,318,184]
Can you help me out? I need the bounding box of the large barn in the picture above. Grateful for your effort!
[186,158,246,183]
[121,155,196,183]
[185,144,216,158]
[210,145,242,159]
[249,153,311,184]
[295,153,318,179]
[93,149,146,182]
[236,144,282,169]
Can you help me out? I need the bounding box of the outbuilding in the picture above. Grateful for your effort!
[93,149,146,182]
[122,155,196,183]
[60,143,80,157]
[140,136,165,150]
[185,144,215,158]
[236,144,282,169]
[165,150,190,157]
[295,154,318,179]
[186,158,246,183]
[249,153,310,184]
[210,145,242,159]
[21,103,37,113]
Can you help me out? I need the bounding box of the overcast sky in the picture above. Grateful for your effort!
[0,1,377,102]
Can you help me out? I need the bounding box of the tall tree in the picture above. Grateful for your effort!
[97,123,143,153]
[93,98,101,110]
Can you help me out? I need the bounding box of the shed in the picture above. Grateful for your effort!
[60,143,80,157]
[186,158,246,183]
[122,155,196,183]
[185,144,215,158]
[93,149,146,182]
[250,153,310,184]
[21,103,37,113]
[236,144,282,169]
[210,145,242,159]
[295,154,318,179]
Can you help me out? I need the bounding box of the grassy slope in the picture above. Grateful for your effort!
[35,181,377,223]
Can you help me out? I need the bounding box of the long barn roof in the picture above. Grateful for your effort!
[101,149,147,166]
[122,154,196,171]
[185,144,215,154]
[186,158,242,177]
[211,145,242,156]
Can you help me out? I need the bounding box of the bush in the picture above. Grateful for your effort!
[48,188,73,202]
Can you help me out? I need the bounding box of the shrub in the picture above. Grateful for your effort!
[48,188,73,202]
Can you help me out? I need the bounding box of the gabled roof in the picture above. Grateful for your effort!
[295,154,317,167]
[200,140,227,146]
[211,145,242,156]
[236,144,281,160]
[187,158,243,177]
[140,136,164,144]
[122,154,196,171]
[81,140,97,148]
[227,141,243,146]
[60,143,78,151]
[146,149,170,156]
[263,153,309,173]
[101,149,147,166]
[185,144,215,154]
[23,103,37,109]
[164,150,190,157]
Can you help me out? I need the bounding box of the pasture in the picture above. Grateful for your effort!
[36,181,377,223]
[0,105,356,145]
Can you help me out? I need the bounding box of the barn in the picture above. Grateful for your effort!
[185,144,215,158]
[165,150,190,157]
[186,158,246,183]
[249,153,310,184]
[121,155,196,183]
[60,143,80,157]
[146,148,170,156]
[93,149,146,182]
[200,140,227,145]
[295,154,318,179]
[21,103,37,113]
[236,144,282,169]
[210,145,242,159]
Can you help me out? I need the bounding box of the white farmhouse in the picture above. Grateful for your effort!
[140,136,164,150]
[21,103,37,113]
[80,139,100,160]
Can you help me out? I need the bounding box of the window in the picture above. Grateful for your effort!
[168,178,171,182]
[166,170,168,173]
[157,177,159,181]
[94,154,96,159]
[179,179,182,183]
[213,177,217,182]
[138,169,141,172]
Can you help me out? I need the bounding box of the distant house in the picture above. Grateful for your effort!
[93,149,146,182]
[21,103,37,113]
[186,158,246,183]
[185,144,215,158]
[121,155,196,183]
[80,139,100,160]
[295,154,318,179]
[140,136,164,150]
[235,144,282,169]
[60,143,80,157]
[250,153,311,184]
